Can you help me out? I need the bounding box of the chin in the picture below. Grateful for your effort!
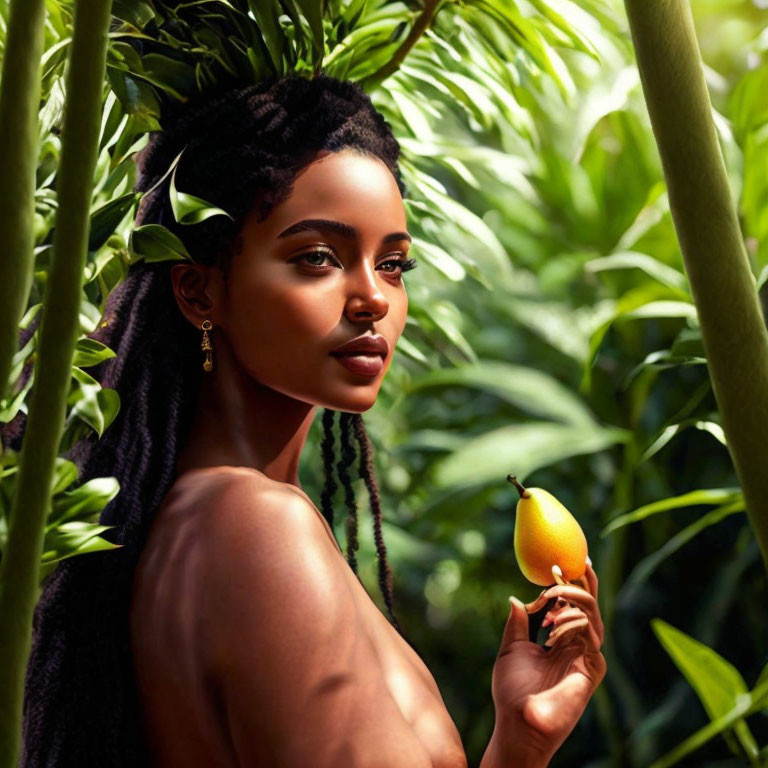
[318,390,378,414]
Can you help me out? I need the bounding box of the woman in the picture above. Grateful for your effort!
[18,74,605,767]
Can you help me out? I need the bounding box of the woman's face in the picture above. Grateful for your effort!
[214,147,411,413]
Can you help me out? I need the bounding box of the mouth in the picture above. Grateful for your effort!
[331,352,385,377]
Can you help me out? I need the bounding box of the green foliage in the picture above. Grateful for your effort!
[0,454,121,584]
[1,0,766,766]
[649,619,764,767]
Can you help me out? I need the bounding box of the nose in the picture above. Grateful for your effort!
[344,259,389,323]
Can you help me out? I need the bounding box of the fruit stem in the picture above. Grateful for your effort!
[506,474,530,498]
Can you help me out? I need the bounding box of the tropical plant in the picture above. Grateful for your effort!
[1,0,766,766]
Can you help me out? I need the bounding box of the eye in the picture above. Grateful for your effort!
[379,256,418,278]
[293,247,339,269]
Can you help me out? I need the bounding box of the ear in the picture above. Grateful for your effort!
[170,263,226,329]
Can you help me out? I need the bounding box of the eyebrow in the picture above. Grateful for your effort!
[277,218,412,245]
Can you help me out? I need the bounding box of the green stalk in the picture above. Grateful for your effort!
[623,0,768,575]
[0,1,113,764]
[0,0,46,404]
[359,0,442,90]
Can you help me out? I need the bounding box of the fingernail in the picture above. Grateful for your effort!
[509,595,523,610]
[586,555,592,567]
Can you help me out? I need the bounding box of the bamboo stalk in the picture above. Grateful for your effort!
[623,0,768,575]
[0,1,113,764]
[0,0,46,404]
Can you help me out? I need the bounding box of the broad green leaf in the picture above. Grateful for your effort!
[48,476,120,527]
[601,487,743,537]
[620,301,698,322]
[88,192,139,251]
[431,421,629,489]
[41,521,121,564]
[72,337,116,368]
[340,0,370,29]
[295,0,325,63]
[129,224,192,263]
[650,619,766,768]
[526,0,601,60]
[639,419,726,463]
[395,334,429,365]
[111,0,156,28]
[650,677,768,768]
[585,250,689,294]
[98,91,129,152]
[141,53,197,98]
[64,367,121,439]
[406,360,598,426]
[411,237,466,281]
[51,458,81,496]
[0,371,34,423]
[324,18,401,71]
[246,0,290,72]
[169,163,233,225]
[399,429,469,453]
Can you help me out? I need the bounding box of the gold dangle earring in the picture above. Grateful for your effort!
[201,319,214,372]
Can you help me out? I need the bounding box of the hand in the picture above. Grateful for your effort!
[489,562,606,764]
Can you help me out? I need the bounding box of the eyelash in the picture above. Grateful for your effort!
[294,248,418,277]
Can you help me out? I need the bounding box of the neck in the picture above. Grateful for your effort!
[174,336,317,490]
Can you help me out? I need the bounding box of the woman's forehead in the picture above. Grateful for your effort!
[245,149,407,241]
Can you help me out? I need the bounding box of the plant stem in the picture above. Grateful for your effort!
[359,0,443,90]
[506,474,529,498]
[0,1,113,764]
[623,0,768,576]
[0,0,46,404]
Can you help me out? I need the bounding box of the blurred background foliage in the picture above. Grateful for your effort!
[0,0,767,765]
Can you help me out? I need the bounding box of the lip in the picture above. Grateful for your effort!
[329,334,390,358]
[332,354,384,377]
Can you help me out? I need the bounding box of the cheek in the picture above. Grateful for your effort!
[228,278,342,361]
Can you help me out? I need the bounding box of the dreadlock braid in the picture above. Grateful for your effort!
[319,407,338,530]
[17,260,200,768]
[337,412,361,574]
[9,72,409,768]
[351,413,403,636]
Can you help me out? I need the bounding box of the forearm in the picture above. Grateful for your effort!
[478,724,553,768]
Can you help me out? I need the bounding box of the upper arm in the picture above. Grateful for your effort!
[198,474,433,768]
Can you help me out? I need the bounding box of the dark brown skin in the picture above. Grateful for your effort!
[130,147,465,768]
[129,147,605,768]
[173,147,410,483]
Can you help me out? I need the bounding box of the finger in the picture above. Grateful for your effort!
[542,605,585,628]
[543,585,604,643]
[548,612,602,655]
[545,617,589,645]
[549,606,602,653]
[499,596,530,650]
[583,561,599,600]
[525,588,556,614]
[544,616,588,647]
[581,565,604,644]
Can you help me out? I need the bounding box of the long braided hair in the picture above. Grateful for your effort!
[11,73,409,767]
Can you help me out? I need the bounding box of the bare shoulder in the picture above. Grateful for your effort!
[183,467,434,767]
[189,466,356,659]
[179,465,340,554]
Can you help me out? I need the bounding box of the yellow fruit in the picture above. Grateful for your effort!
[507,474,588,586]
